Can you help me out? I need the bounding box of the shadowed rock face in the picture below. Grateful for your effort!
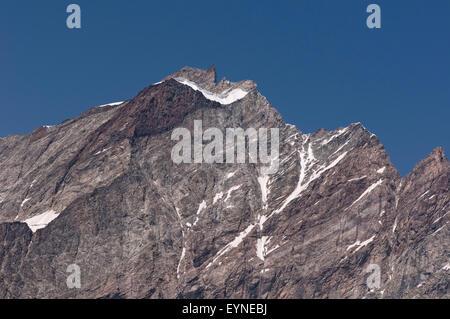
[0,67,448,299]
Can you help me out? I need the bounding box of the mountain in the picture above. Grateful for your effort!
[0,66,448,298]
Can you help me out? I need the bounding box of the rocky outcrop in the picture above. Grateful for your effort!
[0,67,448,298]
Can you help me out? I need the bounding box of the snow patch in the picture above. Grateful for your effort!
[256,236,269,261]
[258,214,267,231]
[346,235,376,253]
[321,127,348,145]
[255,236,278,262]
[193,200,207,226]
[30,178,37,188]
[377,167,386,174]
[96,101,124,108]
[393,217,398,233]
[257,175,270,209]
[226,171,237,179]
[177,247,186,278]
[24,210,60,232]
[329,140,350,157]
[433,211,448,224]
[348,176,367,182]
[224,185,241,202]
[21,198,31,207]
[213,192,223,204]
[196,201,207,215]
[432,224,446,235]
[346,179,383,210]
[272,150,347,217]
[94,147,111,155]
[418,190,430,199]
[175,77,248,105]
[206,224,255,269]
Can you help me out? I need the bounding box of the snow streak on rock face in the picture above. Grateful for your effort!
[24,210,60,232]
[96,101,125,108]
[0,66,448,299]
[175,77,248,105]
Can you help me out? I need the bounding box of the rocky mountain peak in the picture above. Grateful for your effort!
[408,146,449,182]
[164,65,217,90]
[426,146,448,166]
[0,67,447,299]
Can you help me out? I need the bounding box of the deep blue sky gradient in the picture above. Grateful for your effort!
[1,0,449,175]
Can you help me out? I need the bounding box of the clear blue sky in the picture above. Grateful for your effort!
[1,0,449,175]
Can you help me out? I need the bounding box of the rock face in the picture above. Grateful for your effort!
[0,66,448,299]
